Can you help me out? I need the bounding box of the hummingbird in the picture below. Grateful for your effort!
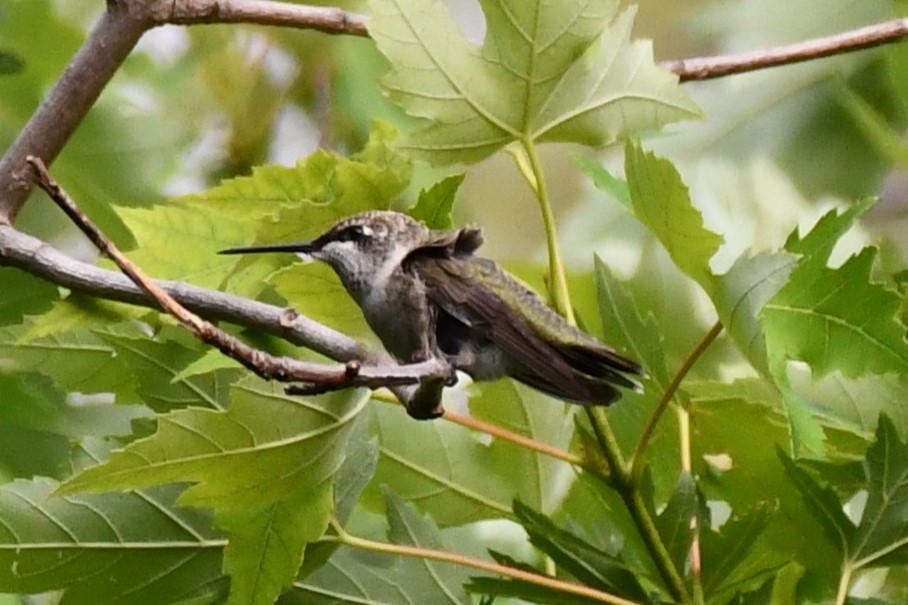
[220,211,643,419]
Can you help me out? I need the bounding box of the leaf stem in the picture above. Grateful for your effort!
[590,417,691,605]
[330,522,642,605]
[444,409,585,467]
[517,136,688,603]
[518,139,575,323]
[372,392,587,469]
[629,321,723,478]
[625,487,690,603]
[679,406,704,604]
[835,563,853,605]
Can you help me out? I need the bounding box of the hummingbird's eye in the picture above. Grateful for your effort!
[337,225,372,243]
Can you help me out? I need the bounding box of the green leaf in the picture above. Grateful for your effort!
[0,268,58,326]
[408,174,465,229]
[20,294,147,341]
[297,413,378,580]
[370,0,699,164]
[851,415,908,566]
[172,349,244,382]
[512,501,647,600]
[763,246,908,379]
[365,380,574,527]
[290,490,473,604]
[595,257,668,387]
[712,251,799,375]
[624,141,723,289]
[756,200,908,454]
[98,331,242,412]
[466,575,604,605]
[577,155,632,211]
[654,472,701,574]
[364,402,510,526]
[0,476,225,604]
[116,203,251,289]
[783,198,875,266]
[0,372,148,441]
[0,50,24,76]
[383,489,471,602]
[557,467,663,588]
[789,372,908,439]
[0,324,136,397]
[219,481,332,605]
[58,379,370,510]
[779,453,854,556]
[215,124,410,299]
[469,380,575,513]
[687,379,844,578]
[267,262,374,344]
[700,506,781,602]
[592,258,687,496]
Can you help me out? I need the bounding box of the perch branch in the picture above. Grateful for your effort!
[667,17,908,81]
[0,224,370,362]
[25,156,451,393]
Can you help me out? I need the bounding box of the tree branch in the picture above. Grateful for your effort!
[157,0,368,34]
[0,1,150,224]
[0,223,374,362]
[666,17,908,81]
[0,0,368,225]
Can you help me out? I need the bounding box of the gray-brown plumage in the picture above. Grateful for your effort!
[220,211,642,419]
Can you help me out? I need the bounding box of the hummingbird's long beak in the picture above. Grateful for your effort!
[218,241,320,255]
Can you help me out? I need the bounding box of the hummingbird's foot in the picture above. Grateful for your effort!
[399,379,446,420]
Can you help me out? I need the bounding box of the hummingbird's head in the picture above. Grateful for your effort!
[305,211,430,303]
[220,211,430,301]
[307,211,428,281]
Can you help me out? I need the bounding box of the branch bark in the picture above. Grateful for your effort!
[0,2,149,224]
[0,223,371,362]
[668,17,908,81]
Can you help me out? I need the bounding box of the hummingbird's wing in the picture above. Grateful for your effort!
[413,254,641,405]
[421,226,484,255]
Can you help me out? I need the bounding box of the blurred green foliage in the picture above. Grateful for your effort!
[3,0,908,604]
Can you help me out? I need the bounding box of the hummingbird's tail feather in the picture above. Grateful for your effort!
[509,367,623,406]
[558,343,644,392]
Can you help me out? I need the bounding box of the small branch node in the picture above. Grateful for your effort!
[345,360,361,378]
[279,307,300,327]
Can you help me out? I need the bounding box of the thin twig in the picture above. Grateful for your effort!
[666,17,908,81]
[629,321,723,478]
[327,521,642,605]
[25,156,451,393]
[444,409,585,467]
[158,0,368,35]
